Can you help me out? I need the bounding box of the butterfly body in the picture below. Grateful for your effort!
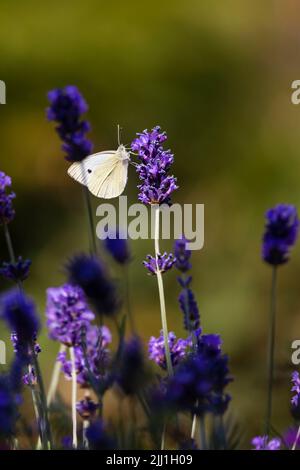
[67,145,130,199]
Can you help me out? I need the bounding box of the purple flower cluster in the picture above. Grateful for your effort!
[66,254,119,317]
[291,371,300,407]
[0,171,15,225]
[47,85,93,162]
[86,420,116,450]
[11,333,41,386]
[262,204,299,265]
[104,229,131,265]
[165,334,232,416]
[148,331,190,370]
[0,374,19,437]
[0,289,40,346]
[76,396,99,420]
[143,253,176,275]
[0,257,31,283]
[58,324,111,387]
[174,238,200,332]
[117,336,145,395]
[131,126,178,205]
[46,284,94,347]
[251,435,281,450]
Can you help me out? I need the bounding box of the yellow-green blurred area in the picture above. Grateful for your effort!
[1,0,300,448]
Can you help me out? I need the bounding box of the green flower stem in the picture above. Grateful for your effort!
[154,205,173,377]
[265,266,277,435]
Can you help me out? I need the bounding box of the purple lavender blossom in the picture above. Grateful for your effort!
[76,396,99,420]
[0,171,15,225]
[46,284,94,347]
[47,85,93,162]
[66,254,119,317]
[86,420,116,450]
[0,257,31,283]
[58,324,111,387]
[291,371,300,407]
[0,289,40,346]
[11,333,41,386]
[117,336,145,395]
[165,333,232,416]
[174,238,200,332]
[283,427,300,449]
[131,126,178,205]
[143,253,176,275]
[104,229,131,265]
[148,331,189,370]
[262,204,299,265]
[174,238,192,273]
[0,374,18,437]
[251,435,281,450]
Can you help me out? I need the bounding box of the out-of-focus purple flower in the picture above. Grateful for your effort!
[117,336,145,395]
[0,374,18,437]
[0,257,31,283]
[251,435,281,450]
[86,420,116,450]
[104,229,131,265]
[47,85,93,162]
[283,427,300,449]
[174,238,192,273]
[174,238,200,332]
[262,204,299,265]
[143,253,176,275]
[131,126,178,205]
[58,324,111,387]
[66,254,119,317]
[76,396,99,420]
[178,289,200,332]
[0,289,40,346]
[291,371,300,407]
[0,171,15,225]
[46,284,94,347]
[148,331,189,370]
[165,334,232,416]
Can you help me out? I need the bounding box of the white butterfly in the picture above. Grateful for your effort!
[67,144,130,199]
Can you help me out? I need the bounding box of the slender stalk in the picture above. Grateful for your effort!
[82,177,97,255]
[3,223,16,262]
[124,264,135,333]
[200,415,207,450]
[160,422,166,450]
[70,347,78,448]
[292,425,300,450]
[265,267,277,435]
[191,413,197,440]
[153,205,173,377]
[83,420,89,449]
[47,344,66,405]
[31,345,53,449]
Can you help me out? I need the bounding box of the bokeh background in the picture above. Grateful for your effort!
[1,0,300,448]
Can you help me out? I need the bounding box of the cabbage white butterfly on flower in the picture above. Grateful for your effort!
[67,143,130,199]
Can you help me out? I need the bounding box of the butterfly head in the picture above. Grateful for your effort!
[117,145,130,161]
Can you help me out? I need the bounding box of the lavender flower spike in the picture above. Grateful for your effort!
[251,435,281,450]
[262,204,299,265]
[143,253,176,275]
[131,126,178,205]
[0,171,15,225]
[47,85,93,162]
[46,284,94,347]
[148,331,189,370]
[291,371,300,407]
[0,257,31,283]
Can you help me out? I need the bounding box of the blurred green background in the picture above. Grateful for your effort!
[1,0,300,448]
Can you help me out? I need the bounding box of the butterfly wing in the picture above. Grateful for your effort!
[67,151,117,186]
[88,158,129,198]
